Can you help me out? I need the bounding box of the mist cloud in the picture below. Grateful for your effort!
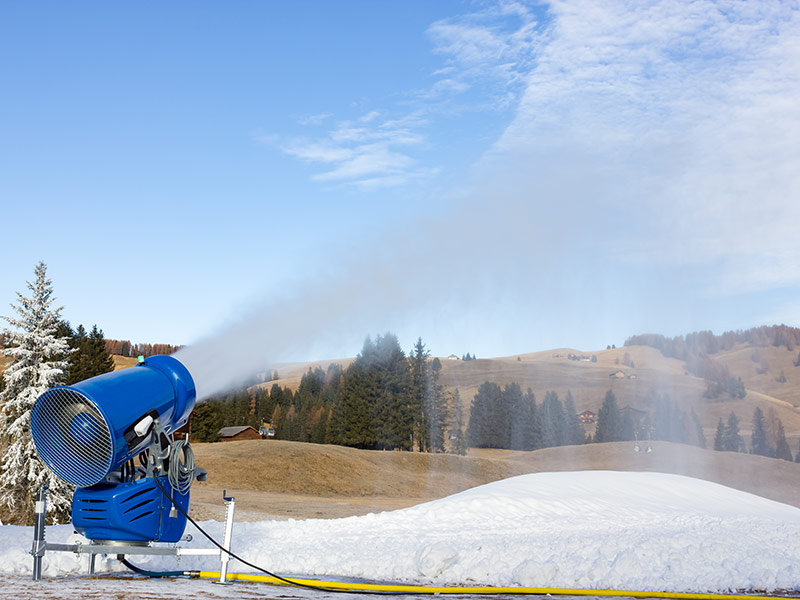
[179,1,800,400]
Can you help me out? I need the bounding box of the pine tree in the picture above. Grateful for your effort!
[0,262,74,524]
[653,395,686,443]
[335,334,411,450]
[595,390,622,443]
[426,356,448,452]
[563,391,585,446]
[774,419,793,461]
[409,338,432,451]
[713,418,725,451]
[64,324,114,385]
[691,408,706,449]
[722,411,744,452]
[541,391,568,447]
[336,343,378,449]
[503,383,525,450]
[449,389,468,456]
[468,382,507,448]
[621,411,635,442]
[510,387,541,451]
[751,407,772,457]
[190,402,223,442]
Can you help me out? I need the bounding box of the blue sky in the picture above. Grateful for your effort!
[2,1,799,367]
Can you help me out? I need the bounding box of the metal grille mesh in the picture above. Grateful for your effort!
[31,388,113,487]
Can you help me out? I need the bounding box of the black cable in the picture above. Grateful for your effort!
[119,556,186,578]
[151,472,402,595]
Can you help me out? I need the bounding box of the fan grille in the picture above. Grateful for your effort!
[31,388,113,487]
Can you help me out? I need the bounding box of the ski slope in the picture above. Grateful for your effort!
[2,471,800,598]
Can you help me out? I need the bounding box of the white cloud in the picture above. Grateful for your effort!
[262,2,546,190]
[311,143,414,183]
[297,113,331,126]
[275,112,431,188]
[423,0,544,104]
[282,140,353,164]
[485,0,800,295]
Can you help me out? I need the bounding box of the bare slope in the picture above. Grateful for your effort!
[260,344,800,447]
[190,439,800,521]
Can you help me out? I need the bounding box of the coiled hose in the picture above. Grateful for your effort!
[167,438,195,494]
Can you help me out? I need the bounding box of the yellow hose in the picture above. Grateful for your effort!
[196,571,794,599]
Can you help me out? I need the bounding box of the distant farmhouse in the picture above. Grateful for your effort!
[609,370,626,379]
[218,426,261,442]
[620,405,647,422]
[578,410,596,424]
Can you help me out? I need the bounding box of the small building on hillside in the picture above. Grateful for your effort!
[217,426,261,442]
[620,405,647,419]
[447,354,460,360]
[578,410,597,424]
[620,405,648,428]
[609,370,626,379]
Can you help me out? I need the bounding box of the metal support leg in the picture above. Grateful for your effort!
[31,486,48,581]
[215,491,236,585]
[89,553,96,575]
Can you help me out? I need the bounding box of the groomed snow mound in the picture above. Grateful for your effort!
[4,471,800,592]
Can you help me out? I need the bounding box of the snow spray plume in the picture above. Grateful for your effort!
[175,196,523,401]
[175,152,666,402]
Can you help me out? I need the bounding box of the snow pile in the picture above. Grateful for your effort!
[3,471,800,593]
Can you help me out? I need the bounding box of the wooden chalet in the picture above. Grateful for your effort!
[217,425,261,442]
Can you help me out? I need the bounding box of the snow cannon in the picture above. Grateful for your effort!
[30,355,204,543]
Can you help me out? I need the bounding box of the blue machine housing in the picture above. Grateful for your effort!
[72,475,189,543]
[32,355,196,488]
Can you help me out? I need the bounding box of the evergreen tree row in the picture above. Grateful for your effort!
[715,407,795,461]
[57,322,115,384]
[466,384,584,450]
[593,391,707,447]
[192,334,462,454]
[625,325,800,358]
[467,387,711,452]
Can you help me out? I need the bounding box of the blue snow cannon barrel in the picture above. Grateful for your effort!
[31,355,196,488]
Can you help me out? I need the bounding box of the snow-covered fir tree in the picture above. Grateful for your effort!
[0,262,74,524]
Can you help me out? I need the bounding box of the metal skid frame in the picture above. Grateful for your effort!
[31,486,238,584]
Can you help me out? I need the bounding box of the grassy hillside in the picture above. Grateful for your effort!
[253,357,354,390]
[714,344,800,406]
[3,333,799,449]
[112,355,138,370]
[191,439,800,520]
[259,343,800,449]
[0,352,135,375]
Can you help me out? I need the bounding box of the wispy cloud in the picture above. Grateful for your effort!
[485,0,800,295]
[261,0,800,301]
[424,0,544,105]
[260,1,546,190]
[271,110,433,190]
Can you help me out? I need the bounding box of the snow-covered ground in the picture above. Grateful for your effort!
[3,471,800,598]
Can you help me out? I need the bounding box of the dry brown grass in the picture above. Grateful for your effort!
[112,355,138,370]
[258,344,800,448]
[250,357,355,391]
[190,438,800,521]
